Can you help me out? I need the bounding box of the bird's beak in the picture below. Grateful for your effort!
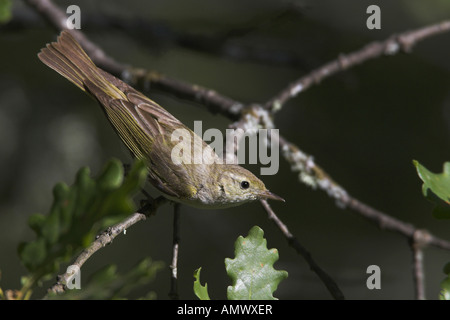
[261,190,285,202]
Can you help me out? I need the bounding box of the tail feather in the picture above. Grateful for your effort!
[37,31,213,202]
[38,32,91,91]
[38,31,125,100]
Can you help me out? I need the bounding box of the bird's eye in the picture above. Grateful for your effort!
[240,181,250,189]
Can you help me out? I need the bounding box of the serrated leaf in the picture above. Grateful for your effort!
[18,158,148,289]
[193,268,210,300]
[413,160,450,219]
[225,226,288,300]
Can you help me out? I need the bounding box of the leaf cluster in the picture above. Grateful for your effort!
[4,159,162,299]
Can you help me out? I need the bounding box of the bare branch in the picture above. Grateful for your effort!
[169,204,181,300]
[27,0,450,299]
[279,133,450,247]
[128,69,244,119]
[46,197,167,296]
[410,229,433,300]
[24,0,244,119]
[24,0,124,75]
[261,200,345,300]
[264,20,450,112]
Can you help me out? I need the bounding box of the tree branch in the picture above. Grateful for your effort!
[279,134,450,249]
[410,229,429,300]
[27,0,450,299]
[23,0,244,119]
[169,204,181,300]
[261,200,345,300]
[264,20,450,112]
[46,197,167,296]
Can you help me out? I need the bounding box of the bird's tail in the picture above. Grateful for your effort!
[38,31,125,101]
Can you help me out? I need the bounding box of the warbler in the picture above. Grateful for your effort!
[38,31,284,209]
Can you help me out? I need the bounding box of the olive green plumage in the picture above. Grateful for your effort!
[38,31,283,208]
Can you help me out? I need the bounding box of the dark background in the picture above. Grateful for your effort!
[1,0,450,299]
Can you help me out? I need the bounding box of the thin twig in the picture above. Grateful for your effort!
[410,230,431,300]
[279,134,450,250]
[46,197,167,296]
[278,133,450,300]
[264,20,450,112]
[169,204,181,300]
[26,0,450,299]
[261,200,345,300]
[24,0,244,119]
[24,0,125,75]
[7,8,310,69]
[129,69,244,119]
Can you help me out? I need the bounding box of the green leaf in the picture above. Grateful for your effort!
[193,268,210,300]
[0,0,11,24]
[17,239,47,272]
[413,160,450,219]
[225,226,288,300]
[18,158,148,289]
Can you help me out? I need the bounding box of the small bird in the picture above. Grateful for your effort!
[38,31,284,209]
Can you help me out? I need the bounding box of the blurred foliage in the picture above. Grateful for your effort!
[0,0,11,24]
[404,0,450,24]
[48,258,163,300]
[1,0,450,300]
[0,158,157,299]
